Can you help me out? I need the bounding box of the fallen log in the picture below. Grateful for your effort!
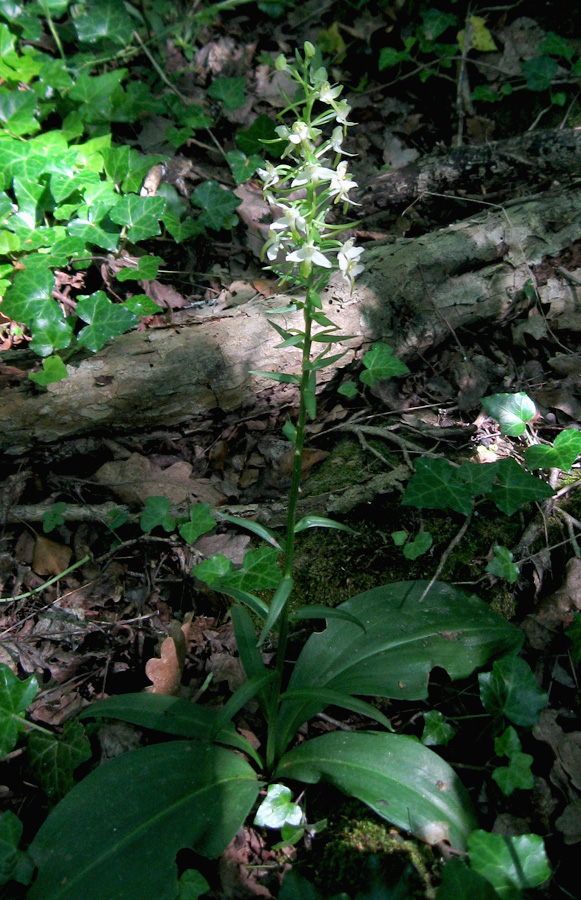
[356,127,581,214]
[2,187,581,452]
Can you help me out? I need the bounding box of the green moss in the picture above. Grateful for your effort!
[310,801,435,898]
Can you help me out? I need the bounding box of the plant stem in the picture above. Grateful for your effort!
[265,276,315,771]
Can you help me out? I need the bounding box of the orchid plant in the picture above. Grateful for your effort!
[23,45,525,900]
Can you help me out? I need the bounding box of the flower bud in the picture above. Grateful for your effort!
[275,54,288,71]
[303,41,316,59]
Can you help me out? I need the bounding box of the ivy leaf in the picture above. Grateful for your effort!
[421,710,455,747]
[207,77,247,110]
[485,545,519,584]
[67,218,120,252]
[236,113,285,157]
[226,150,264,185]
[458,461,496,495]
[28,720,92,800]
[1,257,57,327]
[481,392,536,436]
[402,531,433,560]
[29,355,69,386]
[178,504,217,544]
[191,181,241,231]
[468,831,550,899]
[337,380,358,399]
[140,497,176,534]
[478,657,548,726]
[0,811,34,887]
[68,70,127,124]
[42,502,67,533]
[194,546,281,594]
[0,91,40,136]
[521,56,558,91]
[72,0,135,47]
[109,195,165,243]
[177,869,210,900]
[539,31,574,61]
[29,317,74,358]
[402,458,475,516]
[0,665,38,759]
[254,784,302,829]
[525,428,581,472]
[492,726,534,797]
[123,294,162,317]
[76,291,139,352]
[359,343,410,387]
[489,458,553,515]
[115,256,162,282]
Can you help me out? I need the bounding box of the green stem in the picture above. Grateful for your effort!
[265,274,315,771]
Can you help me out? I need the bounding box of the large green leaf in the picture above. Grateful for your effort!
[274,581,522,755]
[28,742,259,900]
[467,831,551,899]
[276,731,477,849]
[79,693,261,763]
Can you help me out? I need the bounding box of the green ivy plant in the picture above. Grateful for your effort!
[0,1,267,385]
[6,43,539,900]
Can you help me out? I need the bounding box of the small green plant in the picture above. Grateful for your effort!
[13,44,535,900]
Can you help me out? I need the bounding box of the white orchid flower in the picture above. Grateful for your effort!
[334,100,352,126]
[291,162,335,187]
[270,206,307,235]
[318,81,343,104]
[338,238,365,291]
[329,161,357,202]
[265,229,288,261]
[286,241,332,271]
[257,161,280,190]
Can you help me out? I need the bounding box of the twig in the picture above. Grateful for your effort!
[0,555,90,604]
[418,513,473,603]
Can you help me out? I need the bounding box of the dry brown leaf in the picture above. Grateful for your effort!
[145,621,189,695]
[95,452,227,506]
[522,557,581,649]
[556,800,581,844]
[32,536,73,577]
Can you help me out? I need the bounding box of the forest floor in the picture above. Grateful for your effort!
[2,2,581,898]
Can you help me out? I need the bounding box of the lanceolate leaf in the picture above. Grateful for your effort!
[275,581,522,755]
[79,693,261,763]
[276,731,477,849]
[28,742,259,900]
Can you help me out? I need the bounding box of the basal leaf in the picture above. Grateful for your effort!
[28,742,259,900]
[76,291,138,352]
[275,581,522,756]
[438,857,498,900]
[276,731,477,849]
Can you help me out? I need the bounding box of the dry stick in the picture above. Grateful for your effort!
[454,10,474,148]
[417,513,473,604]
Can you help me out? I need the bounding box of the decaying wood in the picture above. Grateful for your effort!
[357,128,581,214]
[3,187,581,451]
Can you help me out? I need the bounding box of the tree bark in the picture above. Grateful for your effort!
[356,127,581,214]
[3,187,581,452]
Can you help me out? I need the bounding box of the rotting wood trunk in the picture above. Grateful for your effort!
[356,127,581,214]
[3,187,581,452]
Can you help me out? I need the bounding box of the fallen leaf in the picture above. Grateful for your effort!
[145,621,189,695]
[32,537,73,577]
